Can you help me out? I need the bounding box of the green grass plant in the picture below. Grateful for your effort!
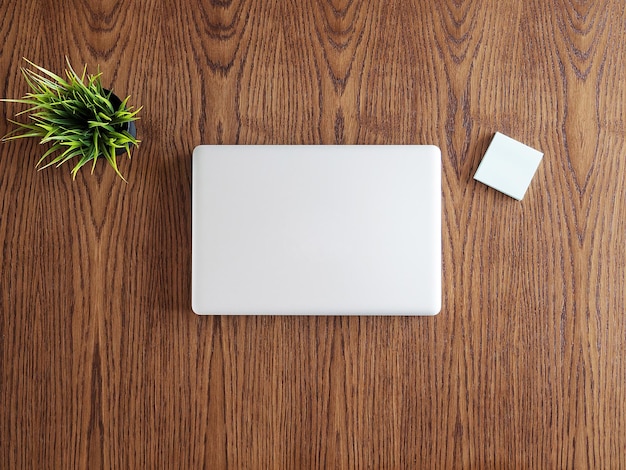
[1,57,141,180]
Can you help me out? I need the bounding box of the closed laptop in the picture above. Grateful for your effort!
[192,145,441,315]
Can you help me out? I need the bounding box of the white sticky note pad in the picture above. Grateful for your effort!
[474,132,543,200]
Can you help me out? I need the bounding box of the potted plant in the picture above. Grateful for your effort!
[1,57,141,180]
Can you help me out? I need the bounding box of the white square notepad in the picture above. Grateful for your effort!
[474,132,543,200]
[192,145,441,316]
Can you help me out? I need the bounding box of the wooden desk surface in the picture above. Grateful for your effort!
[1,1,625,468]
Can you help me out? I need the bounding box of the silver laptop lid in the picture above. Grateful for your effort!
[192,145,441,315]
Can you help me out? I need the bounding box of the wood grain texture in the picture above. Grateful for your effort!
[1,0,625,468]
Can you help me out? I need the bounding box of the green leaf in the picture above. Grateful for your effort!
[23,58,67,85]
[36,143,64,167]
[38,146,81,170]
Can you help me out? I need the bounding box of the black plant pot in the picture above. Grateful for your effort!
[105,89,137,155]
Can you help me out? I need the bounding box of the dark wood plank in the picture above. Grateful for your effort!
[1,0,625,468]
